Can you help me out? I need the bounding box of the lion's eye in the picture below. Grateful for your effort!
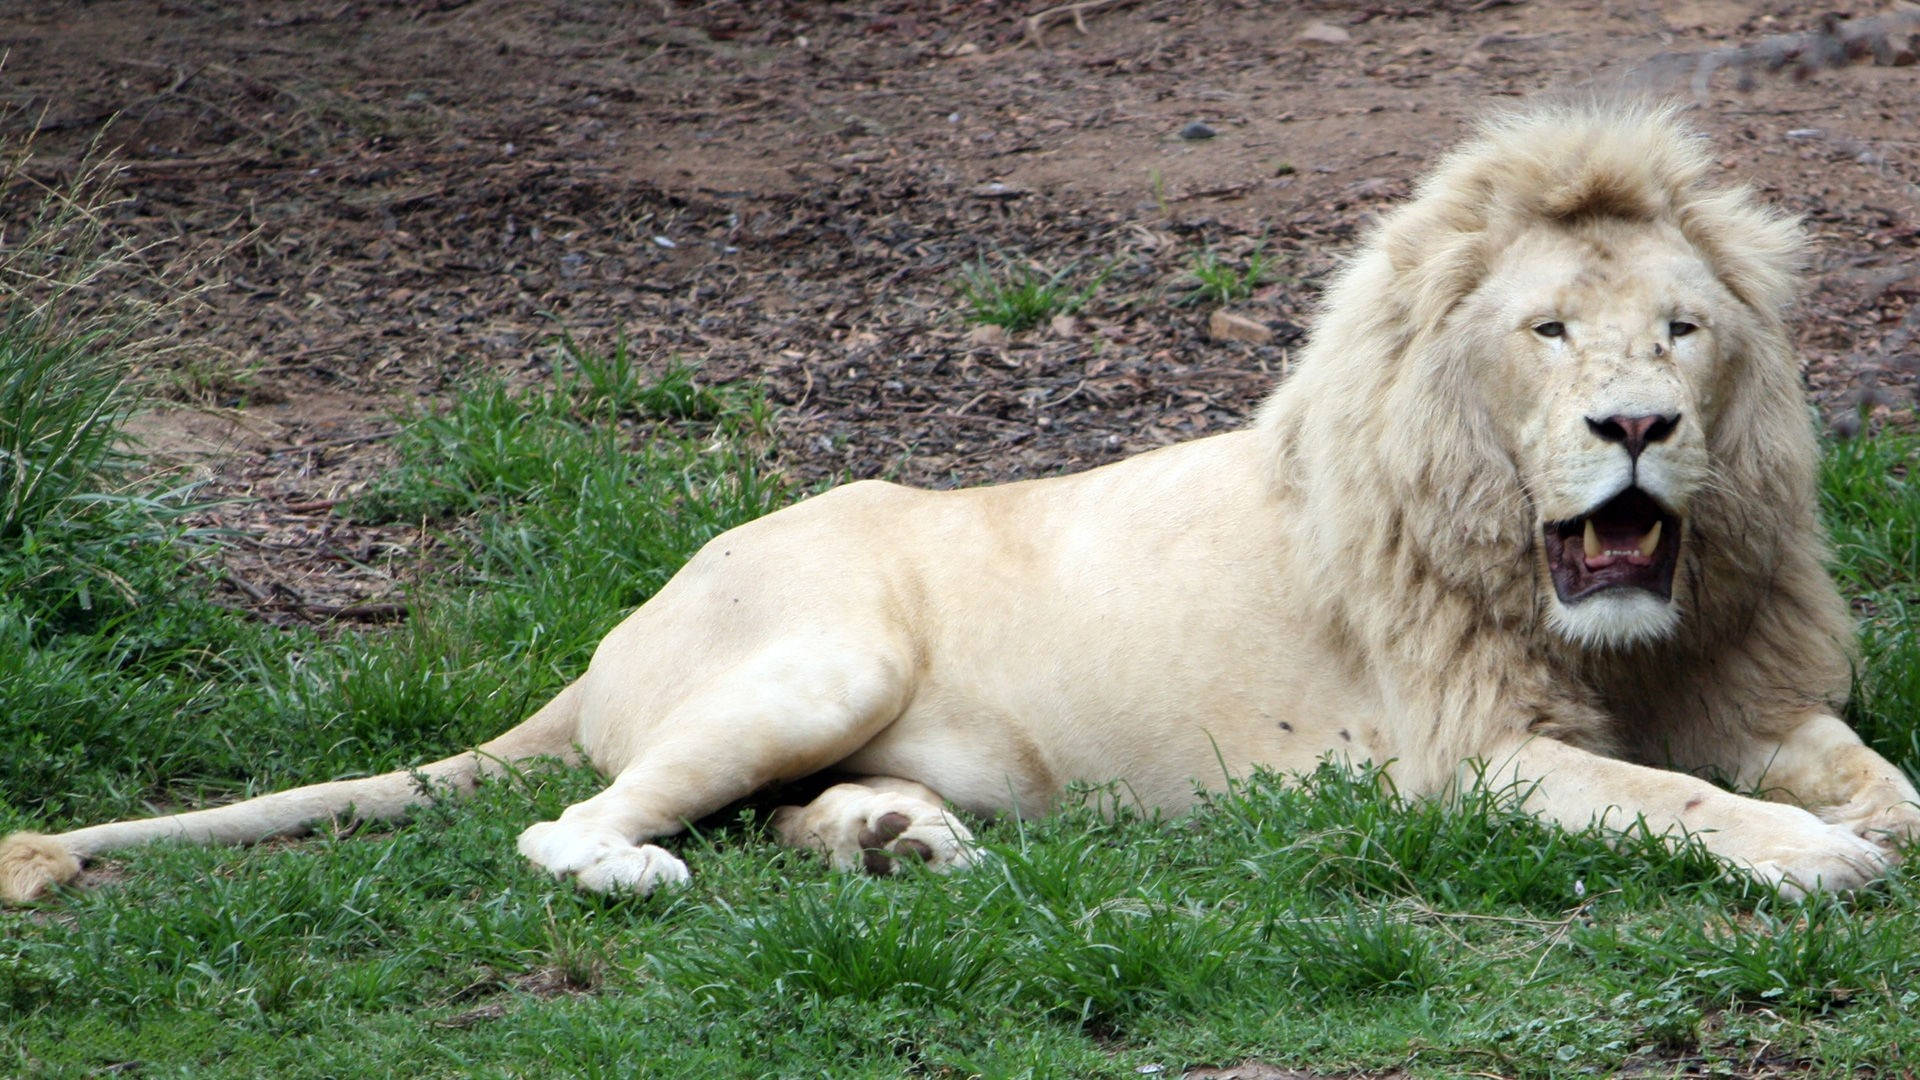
[1533,321,1565,339]
[1669,320,1697,338]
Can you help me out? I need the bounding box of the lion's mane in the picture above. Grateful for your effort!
[1255,100,1854,778]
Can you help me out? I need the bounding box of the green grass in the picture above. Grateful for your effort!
[1822,432,1920,782]
[956,257,1105,332]
[0,137,201,641]
[4,318,1920,1075]
[0,316,135,544]
[0,348,779,823]
[1181,246,1273,306]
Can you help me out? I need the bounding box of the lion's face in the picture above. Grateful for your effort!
[1466,220,1741,649]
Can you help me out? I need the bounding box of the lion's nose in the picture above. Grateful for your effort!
[1585,413,1680,459]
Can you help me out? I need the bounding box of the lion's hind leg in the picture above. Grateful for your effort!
[517,640,917,894]
[0,678,585,905]
[771,777,978,876]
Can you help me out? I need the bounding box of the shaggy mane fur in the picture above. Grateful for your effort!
[1256,100,1851,778]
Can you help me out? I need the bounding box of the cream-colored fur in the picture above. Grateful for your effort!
[5,101,1915,905]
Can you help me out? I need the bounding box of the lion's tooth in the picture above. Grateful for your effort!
[1638,520,1662,558]
[1583,520,1601,561]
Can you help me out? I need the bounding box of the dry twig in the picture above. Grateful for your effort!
[1022,0,1143,49]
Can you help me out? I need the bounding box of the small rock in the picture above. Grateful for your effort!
[1179,121,1217,141]
[968,324,1011,348]
[1295,21,1351,46]
[1049,313,1080,337]
[1209,309,1273,344]
[1785,128,1825,141]
[971,181,1029,199]
[946,41,980,57]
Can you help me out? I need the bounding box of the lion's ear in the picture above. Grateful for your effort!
[1376,199,1493,340]
[1677,188,1804,319]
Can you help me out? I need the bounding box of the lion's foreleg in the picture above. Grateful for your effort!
[1483,734,1892,897]
[770,777,977,876]
[1707,713,1920,849]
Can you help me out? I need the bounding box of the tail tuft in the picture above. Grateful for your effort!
[0,832,82,903]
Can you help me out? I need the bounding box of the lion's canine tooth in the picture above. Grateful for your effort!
[1583,519,1601,561]
[1638,520,1662,558]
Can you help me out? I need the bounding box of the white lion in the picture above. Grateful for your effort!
[5,101,1916,904]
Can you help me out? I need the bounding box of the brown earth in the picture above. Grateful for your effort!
[3,0,1918,622]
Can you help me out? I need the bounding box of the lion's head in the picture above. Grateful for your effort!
[1469,215,1738,646]
[1266,101,1825,661]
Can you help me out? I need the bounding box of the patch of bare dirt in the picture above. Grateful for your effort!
[3,0,1917,619]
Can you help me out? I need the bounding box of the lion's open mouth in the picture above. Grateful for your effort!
[1542,487,1681,604]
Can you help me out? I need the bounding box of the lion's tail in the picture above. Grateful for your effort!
[0,678,587,903]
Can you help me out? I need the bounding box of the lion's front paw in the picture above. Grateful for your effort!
[516,821,691,895]
[1735,823,1894,899]
[773,787,977,877]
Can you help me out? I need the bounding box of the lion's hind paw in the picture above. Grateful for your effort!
[773,784,978,877]
[516,821,691,895]
[852,807,973,876]
[573,844,692,894]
